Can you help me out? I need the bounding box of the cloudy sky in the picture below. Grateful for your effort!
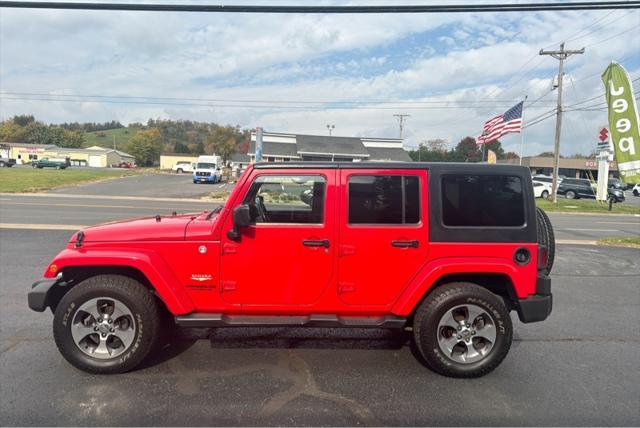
[0,0,638,156]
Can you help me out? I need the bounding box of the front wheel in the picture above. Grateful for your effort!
[53,275,161,374]
[413,283,512,378]
[633,190,639,196]
[565,190,577,199]
[176,168,183,174]
[541,190,549,199]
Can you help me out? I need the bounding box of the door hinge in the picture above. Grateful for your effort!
[222,243,238,255]
[221,281,237,292]
[339,245,356,257]
[338,282,356,294]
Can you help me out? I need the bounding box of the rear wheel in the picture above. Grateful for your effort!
[634,189,639,196]
[565,190,577,199]
[541,190,549,199]
[176,168,183,174]
[53,275,161,374]
[0,161,5,167]
[413,283,512,378]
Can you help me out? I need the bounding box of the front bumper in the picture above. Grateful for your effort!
[28,274,65,312]
[516,274,552,323]
[193,175,216,182]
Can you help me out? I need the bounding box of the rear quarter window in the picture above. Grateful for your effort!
[442,174,525,227]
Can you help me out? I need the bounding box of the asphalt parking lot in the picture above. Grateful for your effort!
[49,171,235,199]
[1,173,639,426]
[1,230,638,426]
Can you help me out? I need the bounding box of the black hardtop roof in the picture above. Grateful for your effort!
[252,161,530,175]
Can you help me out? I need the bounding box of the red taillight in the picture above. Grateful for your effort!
[538,246,549,270]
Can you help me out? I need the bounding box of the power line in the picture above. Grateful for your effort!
[584,24,640,47]
[1,1,639,13]
[0,95,561,110]
[0,91,556,106]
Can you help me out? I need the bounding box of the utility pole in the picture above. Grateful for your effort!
[539,43,584,203]
[393,114,410,139]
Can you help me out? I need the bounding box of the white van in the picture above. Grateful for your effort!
[193,155,222,184]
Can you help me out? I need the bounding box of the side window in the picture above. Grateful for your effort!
[348,175,420,225]
[442,175,524,227]
[242,175,325,224]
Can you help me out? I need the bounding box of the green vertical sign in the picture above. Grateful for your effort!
[602,62,640,184]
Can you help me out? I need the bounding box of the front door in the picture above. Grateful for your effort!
[338,169,429,306]
[220,170,336,309]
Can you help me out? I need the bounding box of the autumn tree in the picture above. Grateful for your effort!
[125,128,163,166]
[205,126,241,161]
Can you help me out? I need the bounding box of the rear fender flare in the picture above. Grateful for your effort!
[391,257,519,316]
[44,248,195,315]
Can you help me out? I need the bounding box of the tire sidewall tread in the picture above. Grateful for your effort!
[53,274,161,374]
[413,282,513,378]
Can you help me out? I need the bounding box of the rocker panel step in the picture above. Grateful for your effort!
[174,313,407,329]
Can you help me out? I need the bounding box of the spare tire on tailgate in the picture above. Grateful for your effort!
[535,207,555,274]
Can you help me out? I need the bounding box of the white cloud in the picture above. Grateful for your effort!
[0,5,638,156]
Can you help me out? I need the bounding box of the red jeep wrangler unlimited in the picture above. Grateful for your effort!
[28,162,554,377]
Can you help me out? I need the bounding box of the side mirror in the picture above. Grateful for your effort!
[228,204,251,241]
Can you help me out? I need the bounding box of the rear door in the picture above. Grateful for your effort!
[337,169,429,306]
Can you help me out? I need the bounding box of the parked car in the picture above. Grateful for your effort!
[533,181,552,199]
[116,161,135,169]
[0,156,16,167]
[28,162,554,378]
[532,175,563,185]
[172,161,194,174]
[31,158,69,169]
[607,178,624,190]
[557,178,595,199]
[633,183,640,196]
[608,187,625,203]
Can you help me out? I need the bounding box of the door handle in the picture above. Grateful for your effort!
[302,239,330,248]
[391,240,419,248]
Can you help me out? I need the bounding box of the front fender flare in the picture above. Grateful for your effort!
[44,248,195,315]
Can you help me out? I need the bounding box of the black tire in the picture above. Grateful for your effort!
[634,190,639,196]
[0,161,5,167]
[565,190,577,199]
[176,168,183,174]
[413,283,512,378]
[535,207,555,274]
[541,190,549,199]
[53,275,161,374]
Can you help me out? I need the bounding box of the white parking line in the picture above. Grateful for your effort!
[0,223,86,231]
[559,228,619,232]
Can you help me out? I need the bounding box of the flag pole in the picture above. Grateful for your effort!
[519,96,528,166]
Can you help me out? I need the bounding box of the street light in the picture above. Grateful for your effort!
[326,124,335,136]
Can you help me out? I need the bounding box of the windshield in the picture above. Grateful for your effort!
[197,163,216,169]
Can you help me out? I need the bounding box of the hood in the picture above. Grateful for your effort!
[70,213,204,243]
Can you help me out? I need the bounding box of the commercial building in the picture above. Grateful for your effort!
[1,142,134,167]
[248,131,411,163]
[498,156,619,180]
[159,153,199,170]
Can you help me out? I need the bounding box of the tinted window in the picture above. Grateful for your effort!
[243,175,325,224]
[442,175,524,227]
[348,175,420,224]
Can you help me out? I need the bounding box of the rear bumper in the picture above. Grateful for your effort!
[28,274,64,312]
[516,274,552,323]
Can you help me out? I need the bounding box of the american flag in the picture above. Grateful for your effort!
[476,102,524,144]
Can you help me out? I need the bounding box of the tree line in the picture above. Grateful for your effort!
[408,137,518,162]
[0,115,85,148]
